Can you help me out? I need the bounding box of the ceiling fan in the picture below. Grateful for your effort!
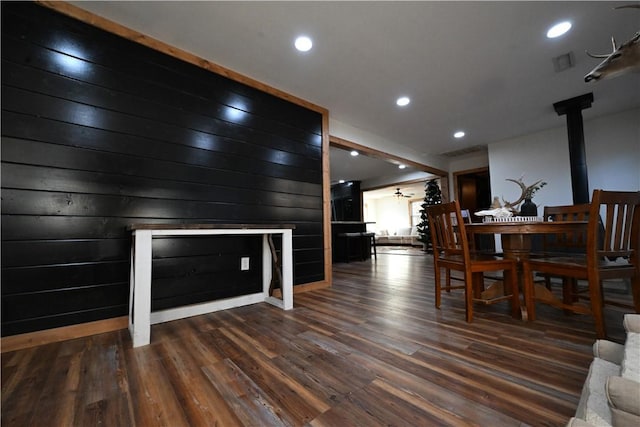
[394,188,413,199]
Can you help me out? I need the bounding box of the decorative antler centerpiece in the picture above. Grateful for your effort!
[475,177,546,220]
[502,177,546,214]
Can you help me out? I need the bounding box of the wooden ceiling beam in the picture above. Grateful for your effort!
[329,135,447,176]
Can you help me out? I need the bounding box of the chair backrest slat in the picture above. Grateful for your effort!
[622,204,635,251]
[588,190,640,262]
[543,203,590,253]
[633,206,640,251]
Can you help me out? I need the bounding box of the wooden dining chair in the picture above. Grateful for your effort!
[427,201,520,322]
[445,209,471,287]
[540,204,591,304]
[543,203,591,253]
[522,190,640,338]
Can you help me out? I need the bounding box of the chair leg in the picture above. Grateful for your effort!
[344,237,350,263]
[371,235,377,259]
[631,274,640,313]
[435,266,442,309]
[522,262,536,322]
[465,272,475,323]
[472,274,484,299]
[588,276,606,339]
[505,269,520,319]
[445,269,451,292]
[562,278,577,315]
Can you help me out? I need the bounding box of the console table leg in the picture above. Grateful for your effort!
[130,230,152,347]
[282,230,293,310]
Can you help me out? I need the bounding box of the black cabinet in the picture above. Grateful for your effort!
[331,222,372,263]
[331,181,361,221]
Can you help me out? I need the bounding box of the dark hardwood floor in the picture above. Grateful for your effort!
[1,251,631,426]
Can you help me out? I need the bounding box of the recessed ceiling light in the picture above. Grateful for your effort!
[398,164,406,169]
[294,36,313,52]
[454,131,465,138]
[547,21,572,38]
[396,96,410,107]
[350,150,359,156]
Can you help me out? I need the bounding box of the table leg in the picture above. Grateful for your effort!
[500,234,564,320]
[263,231,293,310]
[130,230,152,348]
[501,234,531,264]
[501,234,532,319]
[281,230,294,310]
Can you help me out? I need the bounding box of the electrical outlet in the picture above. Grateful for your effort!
[240,257,250,271]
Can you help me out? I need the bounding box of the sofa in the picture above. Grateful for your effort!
[375,227,421,246]
[567,314,640,427]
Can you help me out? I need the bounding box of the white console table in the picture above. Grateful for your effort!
[128,224,295,347]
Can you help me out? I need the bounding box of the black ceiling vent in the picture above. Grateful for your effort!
[440,145,487,157]
[552,51,575,72]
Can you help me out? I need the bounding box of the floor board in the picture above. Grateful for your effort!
[1,251,632,426]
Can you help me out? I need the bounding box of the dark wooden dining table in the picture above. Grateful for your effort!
[466,219,588,319]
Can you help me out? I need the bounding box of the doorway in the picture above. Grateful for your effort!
[453,167,491,218]
[454,167,494,251]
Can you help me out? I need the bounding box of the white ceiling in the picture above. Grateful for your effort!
[329,145,436,184]
[70,1,640,182]
[330,147,406,182]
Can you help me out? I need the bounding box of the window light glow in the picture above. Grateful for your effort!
[294,36,313,52]
[547,21,572,38]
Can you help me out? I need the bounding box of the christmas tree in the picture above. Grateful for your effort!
[416,179,442,251]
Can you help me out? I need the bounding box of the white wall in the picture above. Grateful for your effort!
[489,107,640,213]
[489,126,572,210]
[584,108,640,192]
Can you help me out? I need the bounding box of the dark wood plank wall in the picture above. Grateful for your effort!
[1,2,325,336]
